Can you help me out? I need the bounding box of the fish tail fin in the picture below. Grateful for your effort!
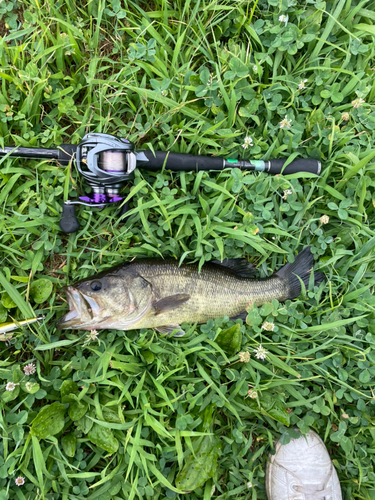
[275,247,325,299]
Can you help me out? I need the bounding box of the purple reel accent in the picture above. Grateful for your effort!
[79,194,108,203]
[108,195,123,202]
[79,194,123,204]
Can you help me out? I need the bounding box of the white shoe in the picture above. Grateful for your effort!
[266,430,342,500]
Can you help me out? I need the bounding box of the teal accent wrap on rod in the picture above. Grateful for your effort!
[223,159,266,171]
[252,160,265,171]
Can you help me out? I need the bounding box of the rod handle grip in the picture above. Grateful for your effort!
[138,150,223,171]
[268,158,321,175]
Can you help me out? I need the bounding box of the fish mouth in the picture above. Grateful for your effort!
[57,286,102,330]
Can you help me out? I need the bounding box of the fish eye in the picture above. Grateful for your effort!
[90,281,102,292]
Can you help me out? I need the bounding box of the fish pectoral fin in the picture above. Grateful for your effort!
[229,311,248,321]
[152,293,190,315]
[155,325,186,337]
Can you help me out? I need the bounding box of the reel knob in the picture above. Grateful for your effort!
[59,202,80,233]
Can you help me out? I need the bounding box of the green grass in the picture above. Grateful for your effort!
[1,0,375,498]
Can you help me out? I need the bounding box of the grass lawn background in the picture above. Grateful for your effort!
[1,0,375,498]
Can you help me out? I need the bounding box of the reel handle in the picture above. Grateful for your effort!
[59,200,130,234]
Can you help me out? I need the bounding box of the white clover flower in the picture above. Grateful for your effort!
[85,330,99,343]
[247,481,253,488]
[262,322,275,332]
[15,476,25,486]
[279,14,288,23]
[253,64,258,73]
[238,351,251,363]
[6,382,17,391]
[352,98,365,108]
[254,345,268,360]
[247,388,258,399]
[161,90,168,96]
[242,136,253,149]
[282,189,292,200]
[23,363,36,375]
[279,116,292,129]
[298,79,308,90]
[341,112,350,121]
[320,215,329,225]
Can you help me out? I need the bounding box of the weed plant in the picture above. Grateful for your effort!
[0,0,375,499]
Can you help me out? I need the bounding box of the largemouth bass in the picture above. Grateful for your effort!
[57,247,323,336]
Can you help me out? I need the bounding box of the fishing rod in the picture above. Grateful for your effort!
[0,133,321,233]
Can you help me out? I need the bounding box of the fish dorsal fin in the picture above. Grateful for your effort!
[152,293,190,315]
[211,258,255,278]
[156,325,186,337]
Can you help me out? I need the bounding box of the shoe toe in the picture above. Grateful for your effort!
[266,430,343,500]
[275,430,331,469]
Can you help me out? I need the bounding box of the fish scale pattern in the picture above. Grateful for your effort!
[129,260,290,329]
